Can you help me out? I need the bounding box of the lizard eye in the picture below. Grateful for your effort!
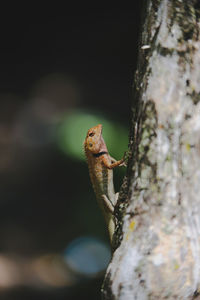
[89,132,95,137]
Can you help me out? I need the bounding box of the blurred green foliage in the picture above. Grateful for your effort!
[57,110,128,161]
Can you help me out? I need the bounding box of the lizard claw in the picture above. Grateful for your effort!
[119,151,129,167]
[119,160,127,167]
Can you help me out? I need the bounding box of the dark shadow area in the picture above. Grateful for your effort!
[0,6,142,300]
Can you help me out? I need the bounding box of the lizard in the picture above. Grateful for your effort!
[84,124,124,243]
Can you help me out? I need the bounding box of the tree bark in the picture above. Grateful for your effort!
[102,1,200,299]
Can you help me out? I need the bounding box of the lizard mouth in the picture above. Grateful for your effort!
[100,124,103,134]
[96,123,103,134]
[100,135,108,152]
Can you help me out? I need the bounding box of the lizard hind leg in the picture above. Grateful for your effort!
[115,192,119,204]
[101,195,115,243]
[102,195,114,213]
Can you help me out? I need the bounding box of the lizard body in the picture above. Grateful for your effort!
[84,124,124,243]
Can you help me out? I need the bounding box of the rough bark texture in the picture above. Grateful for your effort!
[102,1,200,299]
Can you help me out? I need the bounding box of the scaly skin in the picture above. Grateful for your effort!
[84,124,124,243]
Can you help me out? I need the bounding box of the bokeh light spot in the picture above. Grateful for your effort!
[64,236,111,276]
[57,110,128,161]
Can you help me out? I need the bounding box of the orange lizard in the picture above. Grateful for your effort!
[84,124,124,243]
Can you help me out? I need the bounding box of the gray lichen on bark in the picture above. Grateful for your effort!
[102,1,200,299]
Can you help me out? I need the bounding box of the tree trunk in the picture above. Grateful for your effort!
[102,1,200,299]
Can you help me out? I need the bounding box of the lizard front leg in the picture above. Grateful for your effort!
[102,155,124,169]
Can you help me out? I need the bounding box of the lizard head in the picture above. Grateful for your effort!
[85,124,107,154]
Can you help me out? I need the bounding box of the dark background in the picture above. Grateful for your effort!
[0,6,142,300]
